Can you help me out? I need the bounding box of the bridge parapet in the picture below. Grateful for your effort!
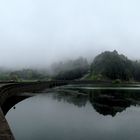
[0,81,67,140]
[0,80,110,140]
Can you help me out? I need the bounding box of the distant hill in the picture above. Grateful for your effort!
[0,51,140,82]
[90,50,140,81]
[51,57,89,80]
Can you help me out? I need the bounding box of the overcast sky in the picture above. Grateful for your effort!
[0,0,140,68]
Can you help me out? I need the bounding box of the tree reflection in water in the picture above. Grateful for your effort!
[51,87,140,116]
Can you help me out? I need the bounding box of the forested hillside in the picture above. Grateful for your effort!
[0,51,140,82]
[90,50,140,81]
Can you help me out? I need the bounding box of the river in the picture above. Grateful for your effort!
[6,84,140,140]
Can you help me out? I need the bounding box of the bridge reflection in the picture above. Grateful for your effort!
[0,81,68,115]
[2,95,30,115]
[1,82,140,117]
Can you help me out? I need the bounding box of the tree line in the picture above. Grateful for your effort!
[0,50,140,82]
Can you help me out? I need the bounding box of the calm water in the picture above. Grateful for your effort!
[6,85,140,140]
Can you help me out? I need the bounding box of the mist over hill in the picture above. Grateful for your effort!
[0,50,140,82]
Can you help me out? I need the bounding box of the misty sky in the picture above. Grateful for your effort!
[0,0,140,68]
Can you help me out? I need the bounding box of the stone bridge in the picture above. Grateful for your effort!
[0,81,68,140]
[0,80,111,140]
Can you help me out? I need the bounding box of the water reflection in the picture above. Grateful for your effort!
[6,86,140,140]
[52,87,140,116]
[51,91,88,107]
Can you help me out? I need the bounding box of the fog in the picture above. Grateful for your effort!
[0,0,140,69]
